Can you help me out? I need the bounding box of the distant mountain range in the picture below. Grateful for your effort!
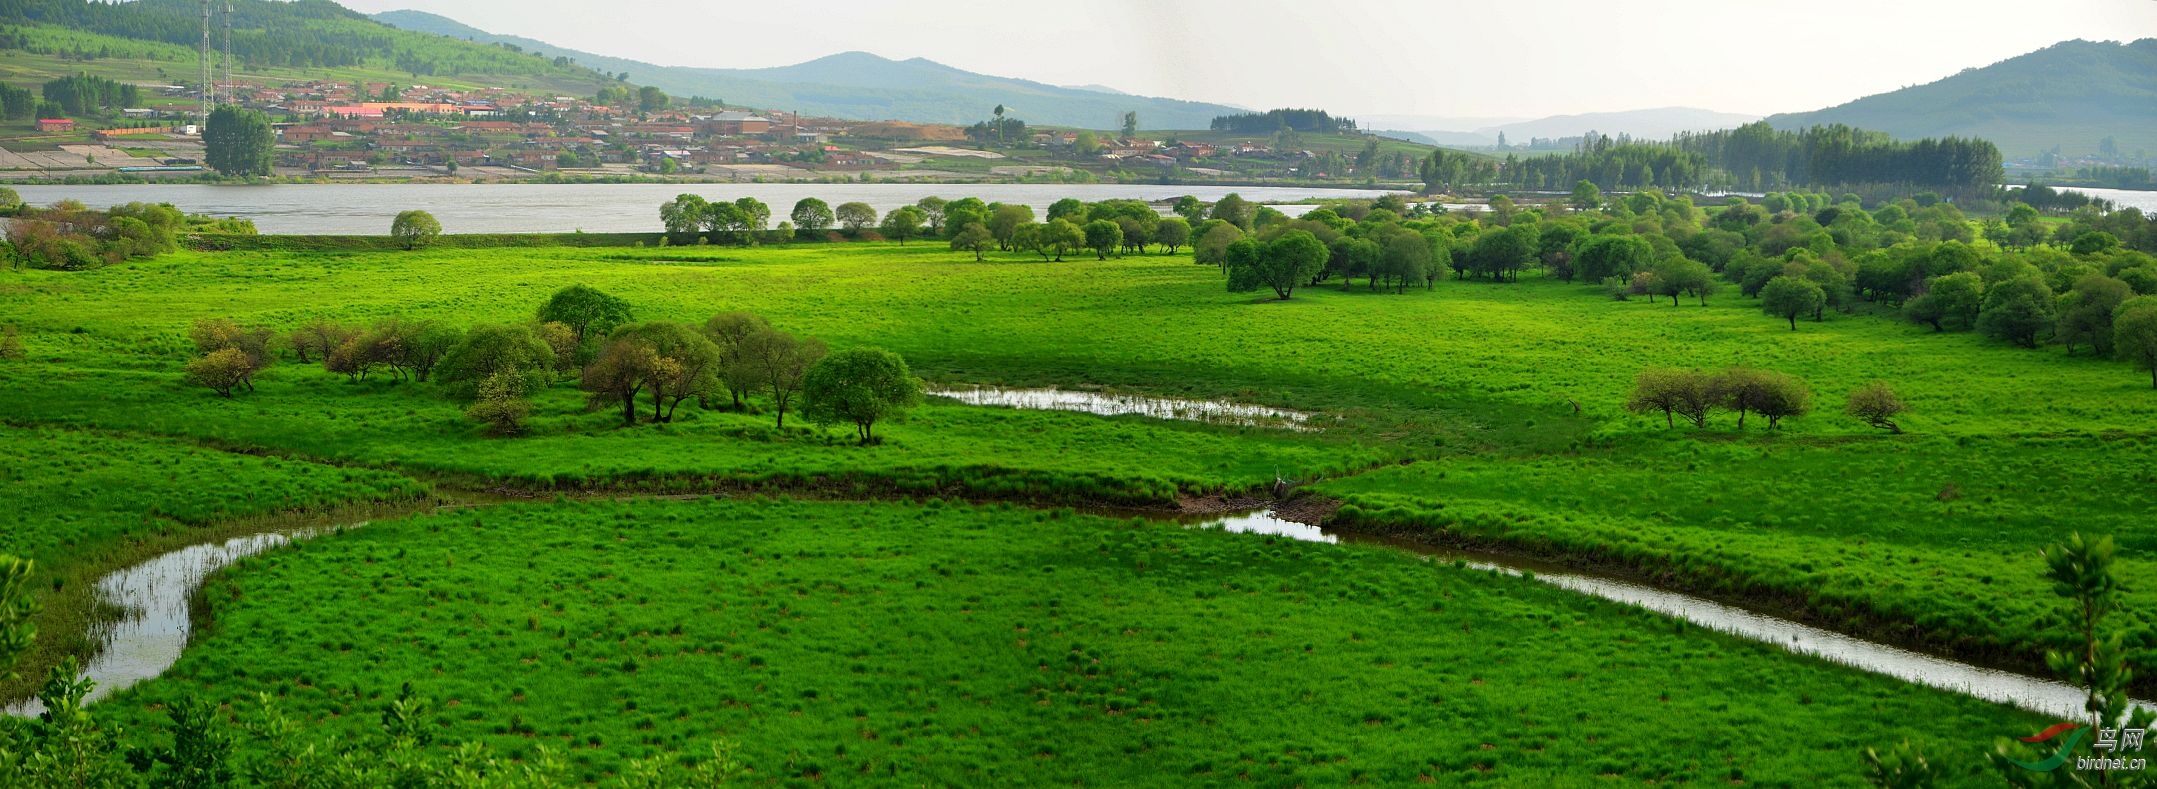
[1365,108,1762,149]
[1764,38,2157,159]
[372,10,1245,130]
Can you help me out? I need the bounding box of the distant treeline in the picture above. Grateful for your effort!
[0,0,607,78]
[1672,123,2002,195]
[1209,109,1357,134]
[1419,122,2003,196]
[39,73,137,115]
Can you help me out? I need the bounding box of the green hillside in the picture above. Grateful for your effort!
[1764,38,2157,159]
[0,0,617,98]
[373,9,1247,129]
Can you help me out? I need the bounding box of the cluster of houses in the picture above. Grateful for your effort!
[46,77,1319,179]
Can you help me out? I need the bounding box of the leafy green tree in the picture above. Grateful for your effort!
[1192,222,1244,270]
[204,105,273,177]
[436,324,556,398]
[1903,272,1985,332]
[11,659,135,786]
[637,85,669,112]
[1573,234,1654,284]
[986,204,1033,251]
[915,196,948,235]
[704,312,771,410]
[1468,224,1537,281]
[2055,274,2133,355]
[2114,296,2157,389]
[2070,231,2121,257]
[1569,180,1601,211]
[740,327,826,429]
[465,367,533,435]
[1082,219,1123,260]
[880,206,926,244]
[1625,368,1686,428]
[661,194,709,240]
[1210,193,1254,229]
[1172,195,1206,224]
[1046,198,1088,224]
[609,322,721,422]
[1652,257,1714,306]
[950,223,994,261]
[1976,275,2056,348]
[1760,276,1826,330]
[1228,229,1327,300]
[1154,216,1191,254]
[1379,234,1431,294]
[580,333,663,426]
[790,198,835,232]
[802,347,924,444]
[1722,368,1810,429]
[1041,218,1085,262]
[835,202,878,236]
[1846,380,1907,433]
[390,210,441,250]
[537,285,634,352]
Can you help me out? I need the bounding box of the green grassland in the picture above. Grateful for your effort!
[1,233,2150,781]
[0,425,431,699]
[102,497,2040,785]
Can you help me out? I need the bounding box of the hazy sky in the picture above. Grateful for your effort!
[335,0,2157,122]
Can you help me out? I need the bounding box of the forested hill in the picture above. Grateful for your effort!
[0,0,615,93]
[372,9,1246,129]
[1764,38,2157,159]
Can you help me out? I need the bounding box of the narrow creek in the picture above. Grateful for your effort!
[11,499,2149,723]
[1200,509,2156,722]
[3,526,357,717]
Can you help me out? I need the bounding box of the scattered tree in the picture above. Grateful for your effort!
[879,205,926,245]
[704,312,771,410]
[950,223,994,261]
[1227,230,1328,300]
[834,202,878,236]
[740,328,826,429]
[436,324,556,398]
[1760,276,1826,330]
[204,105,273,177]
[1155,217,1191,255]
[1082,219,1123,260]
[790,198,835,232]
[802,347,924,444]
[1846,380,1907,433]
[2114,296,2157,389]
[464,367,532,436]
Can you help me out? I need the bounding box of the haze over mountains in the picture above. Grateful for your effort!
[1766,38,2157,158]
[372,10,1243,129]
[376,8,2153,158]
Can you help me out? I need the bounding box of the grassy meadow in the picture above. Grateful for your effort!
[0,233,2150,781]
[101,497,2042,786]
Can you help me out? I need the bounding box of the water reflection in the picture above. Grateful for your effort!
[1200,510,2153,721]
[4,526,355,716]
[931,386,1315,430]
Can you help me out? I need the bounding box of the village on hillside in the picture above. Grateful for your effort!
[0,77,1409,184]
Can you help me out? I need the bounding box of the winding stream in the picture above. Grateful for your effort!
[1199,510,2155,721]
[3,526,355,717]
[10,504,2149,723]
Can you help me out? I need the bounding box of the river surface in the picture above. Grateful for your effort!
[6,183,1391,235]
[1201,511,2155,722]
[2010,185,2157,213]
[2,527,353,717]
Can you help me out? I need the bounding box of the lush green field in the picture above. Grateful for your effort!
[0,425,430,699]
[3,232,2152,782]
[103,497,2041,785]
[1318,433,2157,676]
[3,239,2153,677]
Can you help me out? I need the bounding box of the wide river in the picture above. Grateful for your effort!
[8,183,1394,235]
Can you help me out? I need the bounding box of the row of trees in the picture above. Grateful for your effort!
[1625,368,1912,433]
[183,285,928,443]
[1417,122,2003,196]
[4,199,254,271]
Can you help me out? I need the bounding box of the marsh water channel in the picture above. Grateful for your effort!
[10,500,2149,722]
[929,386,1321,430]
